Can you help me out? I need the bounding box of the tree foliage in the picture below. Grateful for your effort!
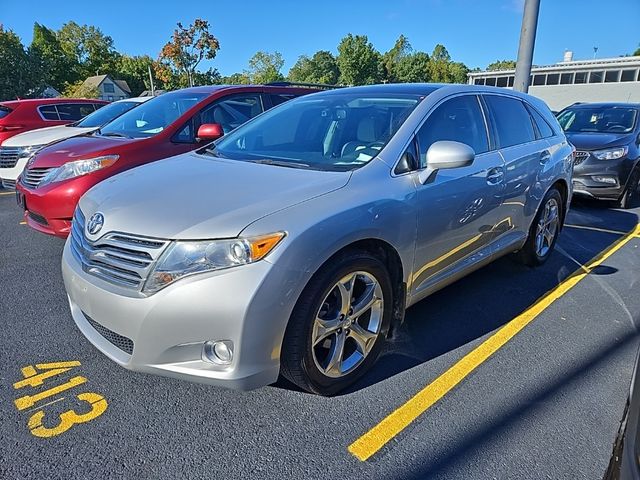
[58,21,120,78]
[382,35,412,82]
[246,51,285,84]
[158,19,220,87]
[117,55,155,95]
[487,59,517,71]
[395,52,431,83]
[29,23,75,91]
[0,28,36,100]
[337,34,383,85]
[288,50,339,84]
[62,80,99,98]
[634,45,640,56]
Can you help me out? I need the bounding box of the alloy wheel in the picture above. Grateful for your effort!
[535,197,560,258]
[311,271,384,378]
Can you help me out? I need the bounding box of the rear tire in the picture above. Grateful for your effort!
[617,167,640,210]
[280,250,393,396]
[515,188,563,267]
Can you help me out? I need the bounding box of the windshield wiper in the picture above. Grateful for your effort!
[202,147,227,158]
[252,159,313,169]
[101,132,133,139]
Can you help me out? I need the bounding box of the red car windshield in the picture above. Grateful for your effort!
[99,92,208,139]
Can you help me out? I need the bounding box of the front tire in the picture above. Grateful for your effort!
[617,167,640,210]
[280,251,393,396]
[515,188,563,266]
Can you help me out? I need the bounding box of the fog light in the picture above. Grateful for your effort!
[592,176,617,185]
[203,340,233,365]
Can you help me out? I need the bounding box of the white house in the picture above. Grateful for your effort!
[82,74,131,101]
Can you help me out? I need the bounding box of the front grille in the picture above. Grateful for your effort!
[21,167,55,189]
[28,211,48,226]
[1,178,16,190]
[0,146,21,168]
[70,209,168,290]
[574,151,589,167]
[84,312,134,355]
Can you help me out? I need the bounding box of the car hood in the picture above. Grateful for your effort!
[31,134,138,168]
[79,152,351,240]
[2,125,96,148]
[566,132,635,150]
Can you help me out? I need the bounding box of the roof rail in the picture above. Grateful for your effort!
[266,81,341,90]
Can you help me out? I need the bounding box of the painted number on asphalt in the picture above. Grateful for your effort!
[12,361,108,438]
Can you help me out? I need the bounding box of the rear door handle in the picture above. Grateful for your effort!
[486,168,504,185]
[540,150,552,164]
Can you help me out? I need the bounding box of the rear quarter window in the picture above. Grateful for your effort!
[38,105,60,120]
[0,105,12,119]
[526,104,555,139]
[484,95,536,148]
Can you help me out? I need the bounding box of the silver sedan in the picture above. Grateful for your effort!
[62,83,574,395]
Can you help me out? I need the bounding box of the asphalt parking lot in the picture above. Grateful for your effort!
[1,188,639,480]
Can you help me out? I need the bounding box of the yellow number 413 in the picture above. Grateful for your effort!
[13,361,108,438]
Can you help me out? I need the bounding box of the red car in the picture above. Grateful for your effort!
[0,98,107,145]
[16,85,320,237]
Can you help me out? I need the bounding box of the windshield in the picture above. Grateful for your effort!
[210,93,422,171]
[557,106,638,134]
[99,92,207,139]
[74,101,141,128]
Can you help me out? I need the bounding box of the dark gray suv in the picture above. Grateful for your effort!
[558,102,640,208]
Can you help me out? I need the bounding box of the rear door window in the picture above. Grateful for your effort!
[417,95,489,167]
[271,94,296,106]
[525,104,555,139]
[56,103,95,121]
[39,105,60,120]
[484,95,536,148]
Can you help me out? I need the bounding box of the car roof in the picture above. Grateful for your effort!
[315,83,447,97]
[565,102,640,109]
[0,98,107,107]
[114,96,153,104]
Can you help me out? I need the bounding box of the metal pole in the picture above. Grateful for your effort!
[513,0,541,93]
[148,65,155,96]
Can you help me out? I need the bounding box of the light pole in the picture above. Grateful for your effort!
[513,0,541,93]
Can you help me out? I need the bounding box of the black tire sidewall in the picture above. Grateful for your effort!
[282,252,393,395]
[519,188,563,266]
[620,167,640,209]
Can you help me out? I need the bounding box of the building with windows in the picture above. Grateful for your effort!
[81,75,131,101]
[467,54,640,111]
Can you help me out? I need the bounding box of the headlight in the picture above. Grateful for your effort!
[142,232,286,294]
[592,146,628,160]
[38,155,119,187]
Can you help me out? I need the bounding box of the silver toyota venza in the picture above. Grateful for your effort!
[62,84,573,395]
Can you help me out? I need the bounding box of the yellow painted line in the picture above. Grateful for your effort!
[564,224,627,236]
[19,221,26,225]
[14,376,87,411]
[349,223,640,461]
[0,191,14,196]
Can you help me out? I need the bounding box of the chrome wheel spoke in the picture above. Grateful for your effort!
[337,273,356,316]
[350,282,377,319]
[349,323,377,355]
[312,315,341,346]
[324,331,346,375]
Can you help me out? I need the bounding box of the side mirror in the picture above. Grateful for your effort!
[418,141,475,184]
[197,123,224,142]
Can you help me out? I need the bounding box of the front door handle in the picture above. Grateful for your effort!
[486,168,504,185]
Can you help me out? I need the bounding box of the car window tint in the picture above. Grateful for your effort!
[417,95,489,167]
[173,122,193,143]
[271,94,296,106]
[526,104,554,139]
[0,105,13,119]
[39,105,59,120]
[56,104,92,121]
[485,95,536,148]
[199,94,263,135]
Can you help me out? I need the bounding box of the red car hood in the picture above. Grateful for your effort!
[30,134,141,168]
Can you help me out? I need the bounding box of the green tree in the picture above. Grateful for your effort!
[29,23,77,91]
[429,44,452,82]
[0,28,35,100]
[486,59,517,71]
[158,19,220,87]
[246,51,285,84]
[117,54,156,95]
[448,61,470,83]
[634,45,640,56]
[61,80,99,98]
[58,21,120,78]
[394,52,431,83]
[337,34,383,85]
[288,50,339,84]
[382,34,412,82]
[221,72,250,85]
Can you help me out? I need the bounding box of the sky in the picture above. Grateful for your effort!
[1,0,639,76]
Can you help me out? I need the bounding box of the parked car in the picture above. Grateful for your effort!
[61,84,573,395]
[16,85,320,237]
[0,97,151,190]
[557,102,640,208]
[0,98,107,145]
